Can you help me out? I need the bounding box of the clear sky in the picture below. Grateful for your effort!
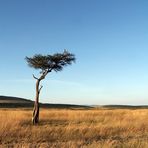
[0,0,148,105]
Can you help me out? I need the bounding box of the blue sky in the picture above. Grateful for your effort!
[0,0,148,105]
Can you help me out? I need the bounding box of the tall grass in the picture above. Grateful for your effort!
[0,108,148,148]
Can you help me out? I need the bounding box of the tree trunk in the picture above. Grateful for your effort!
[32,79,40,125]
[32,71,46,125]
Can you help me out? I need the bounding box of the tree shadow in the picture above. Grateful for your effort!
[38,119,69,126]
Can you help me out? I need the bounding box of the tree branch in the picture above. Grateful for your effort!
[33,74,39,80]
[39,85,43,94]
[39,69,50,80]
[47,68,52,73]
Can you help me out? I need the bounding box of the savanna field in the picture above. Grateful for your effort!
[0,108,148,148]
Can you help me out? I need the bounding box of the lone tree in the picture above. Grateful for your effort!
[25,50,75,125]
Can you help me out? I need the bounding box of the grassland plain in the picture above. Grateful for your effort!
[0,108,148,148]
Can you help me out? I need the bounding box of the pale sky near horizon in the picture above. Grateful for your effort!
[0,0,148,105]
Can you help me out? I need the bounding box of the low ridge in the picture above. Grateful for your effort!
[0,96,91,109]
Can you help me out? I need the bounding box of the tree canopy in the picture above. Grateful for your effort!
[25,50,75,73]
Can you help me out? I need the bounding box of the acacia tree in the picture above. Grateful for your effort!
[25,50,75,125]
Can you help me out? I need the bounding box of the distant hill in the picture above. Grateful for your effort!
[0,96,34,108]
[1,96,147,109]
[0,96,33,103]
[0,96,91,109]
[94,104,148,109]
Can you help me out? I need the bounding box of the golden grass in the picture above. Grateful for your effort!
[0,108,148,148]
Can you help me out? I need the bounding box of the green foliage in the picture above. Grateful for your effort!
[25,50,75,72]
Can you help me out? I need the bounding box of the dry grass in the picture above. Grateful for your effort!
[0,108,148,148]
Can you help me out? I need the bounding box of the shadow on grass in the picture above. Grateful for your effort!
[39,119,69,126]
[20,118,69,127]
